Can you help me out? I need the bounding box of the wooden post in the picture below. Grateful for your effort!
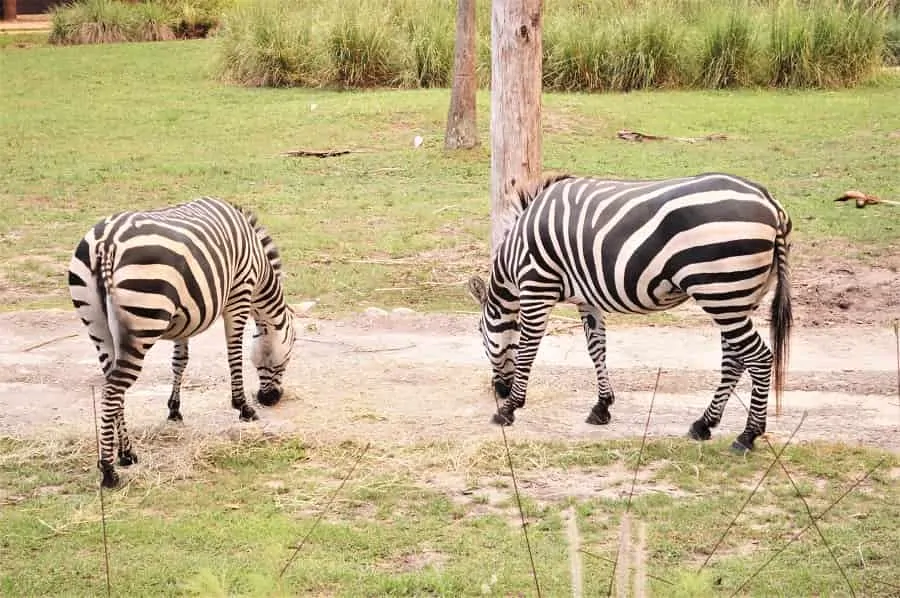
[444,0,479,150]
[490,0,543,254]
[2,0,16,21]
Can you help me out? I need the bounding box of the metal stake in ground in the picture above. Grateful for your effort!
[493,392,542,598]
[90,386,113,598]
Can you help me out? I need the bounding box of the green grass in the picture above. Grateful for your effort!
[1,435,897,596]
[1,40,899,313]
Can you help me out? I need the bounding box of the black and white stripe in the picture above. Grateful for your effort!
[467,172,792,452]
[68,197,296,487]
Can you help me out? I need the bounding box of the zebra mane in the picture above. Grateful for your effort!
[234,203,283,276]
[514,172,575,214]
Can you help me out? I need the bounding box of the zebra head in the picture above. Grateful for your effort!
[251,307,296,407]
[466,275,519,400]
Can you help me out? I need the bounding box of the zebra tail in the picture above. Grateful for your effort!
[96,243,125,367]
[769,219,792,416]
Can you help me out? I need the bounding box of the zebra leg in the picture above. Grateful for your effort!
[167,340,189,422]
[729,326,774,453]
[224,304,258,422]
[689,333,746,442]
[579,305,615,425]
[99,353,147,487]
[493,298,554,426]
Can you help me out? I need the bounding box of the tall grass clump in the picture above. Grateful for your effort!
[886,16,900,64]
[50,0,133,45]
[213,0,891,90]
[326,9,399,88]
[768,0,886,87]
[607,10,685,91]
[216,0,322,87]
[699,9,759,88]
[49,0,226,44]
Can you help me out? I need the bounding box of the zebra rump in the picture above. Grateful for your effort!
[68,197,296,488]
[468,172,792,453]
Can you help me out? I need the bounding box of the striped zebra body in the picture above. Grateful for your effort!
[467,172,792,452]
[68,197,296,487]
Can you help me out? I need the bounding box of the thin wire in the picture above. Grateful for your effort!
[90,385,112,598]
[493,393,542,598]
[278,442,370,579]
[607,367,661,598]
[699,410,807,571]
[579,548,674,586]
[729,457,886,597]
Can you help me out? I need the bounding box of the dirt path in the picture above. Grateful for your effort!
[1,308,897,453]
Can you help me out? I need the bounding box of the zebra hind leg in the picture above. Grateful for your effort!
[730,329,773,453]
[578,305,615,426]
[689,333,745,443]
[167,339,189,422]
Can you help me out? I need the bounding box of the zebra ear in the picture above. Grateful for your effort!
[466,276,488,305]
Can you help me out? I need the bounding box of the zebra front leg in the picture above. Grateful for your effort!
[493,298,554,426]
[689,332,745,442]
[224,304,258,422]
[578,305,615,425]
[167,339,188,422]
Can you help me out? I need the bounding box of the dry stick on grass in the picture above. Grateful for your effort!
[21,333,79,353]
[729,456,888,598]
[564,507,583,598]
[607,367,662,598]
[90,386,113,598]
[493,395,542,598]
[616,129,728,143]
[278,442,371,580]
[279,148,374,158]
[699,410,808,572]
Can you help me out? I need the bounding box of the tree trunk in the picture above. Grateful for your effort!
[490,0,543,255]
[444,0,479,150]
[2,0,16,21]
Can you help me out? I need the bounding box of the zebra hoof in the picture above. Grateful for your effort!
[167,410,183,422]
[118,450,138,467]
[586,405,611,425]
[257,386,282,407]
[491,411,514,426]
[688,420,712,441]
[239,405,259,422]
[730,440,752,455]
[99,462,120,489]
[493,379,511,399]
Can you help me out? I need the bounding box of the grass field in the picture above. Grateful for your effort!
[1,39,899,313]
[2,36,900,597]
[2,434,898,596]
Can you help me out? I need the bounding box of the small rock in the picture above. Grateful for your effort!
[364,307,389,317]
[391,307,416,316]
[836,299,851,310]
[413,135,424,148]
[292,300,317,314]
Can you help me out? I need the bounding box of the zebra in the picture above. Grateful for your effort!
[68,197,296,488]
[466,172,792,453]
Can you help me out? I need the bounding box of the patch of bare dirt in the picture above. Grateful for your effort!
[790,241,900,327]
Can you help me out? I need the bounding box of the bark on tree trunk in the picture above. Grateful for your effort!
[444,0,479,150]
[2,0,16,21]
[490,0,543,255]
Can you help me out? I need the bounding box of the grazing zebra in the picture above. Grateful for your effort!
[68,197,296,488]
[466,172,792,453]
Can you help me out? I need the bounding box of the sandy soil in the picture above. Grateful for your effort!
[1,308,897,454]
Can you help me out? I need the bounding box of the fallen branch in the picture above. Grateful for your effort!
[21,333,79,353]
[616,129,728,143]
[834,190,900,209]
[280,148,372,158]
